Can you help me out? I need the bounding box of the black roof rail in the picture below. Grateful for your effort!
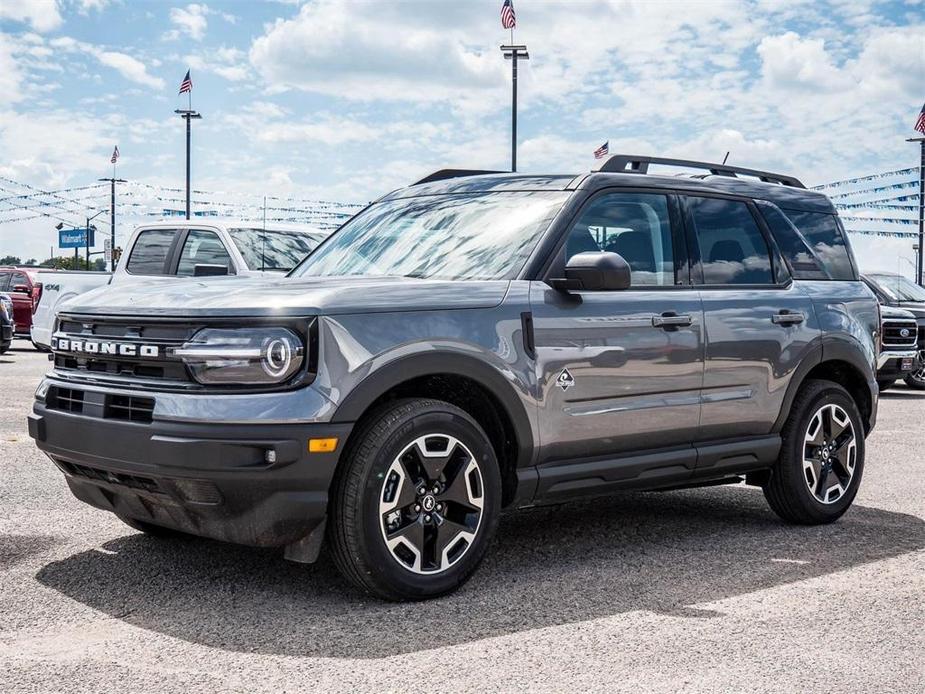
[594,154,805,189]
[413,169,506,186]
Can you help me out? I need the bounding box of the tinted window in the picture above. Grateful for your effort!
[867,274,925,303]
[126,229,176,275]
[688,197,774,285]
[176,230,234,276]
[0,273,10,291]
[564,193,676,286]
[782,210,855,280]
[228,228,321,272]
[11,272,29,290]
[757,204,827,280]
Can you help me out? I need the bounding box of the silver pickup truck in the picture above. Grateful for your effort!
[31,221,328,349]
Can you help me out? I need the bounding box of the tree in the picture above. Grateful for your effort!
[0,255,22,265]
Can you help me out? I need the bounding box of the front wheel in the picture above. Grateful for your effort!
[904,357,925,390]
[328,398,501,601]
[763,379,864,524]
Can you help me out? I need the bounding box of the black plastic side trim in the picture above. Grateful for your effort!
[520,311,535,359]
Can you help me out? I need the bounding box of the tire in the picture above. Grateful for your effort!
[877,378,895,392]
[118,516,188,538]
[328,398,502,601]
[763,379,865,525]
[904,359,925,390]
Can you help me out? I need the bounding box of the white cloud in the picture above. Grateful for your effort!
[47,36,165,89]
[185,46,249,82]
[758,33,854,92]
[77,0,112,13]
[165,3,211,41]
[0,0,63,33]
[0,38,25,106]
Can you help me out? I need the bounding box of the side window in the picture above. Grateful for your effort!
[563,192,676,287]
[126,229,177,275]
[0,272,10,291]
[688,197,774,285]
[12,272,29,290]
[781,209,856,280]
[176,230,233,277]
[757,204,828,280]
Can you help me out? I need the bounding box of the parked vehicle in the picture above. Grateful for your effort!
[874,305,919,390]
[29,221,329,350]
[862,272,925,390]
[29,155,879,601]
[111,220,328,283]
[0,294,13,355]
[30,271,111,351]
[0,267,44,341]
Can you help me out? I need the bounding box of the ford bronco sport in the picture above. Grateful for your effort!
[29,155,879,600]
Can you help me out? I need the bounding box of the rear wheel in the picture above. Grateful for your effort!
[328,398,501,601]
[763,379,864,524]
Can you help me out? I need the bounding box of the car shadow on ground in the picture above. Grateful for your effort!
[36,487,924,659]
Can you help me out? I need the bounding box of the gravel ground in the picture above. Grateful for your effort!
[1,342,923,693]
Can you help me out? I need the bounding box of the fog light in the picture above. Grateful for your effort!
[265,449,277,464]
[309,437,338,453]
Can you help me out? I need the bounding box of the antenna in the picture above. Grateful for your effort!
[722,151,730,165]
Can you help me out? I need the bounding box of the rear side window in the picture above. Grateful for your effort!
[0,272,10,291]
[176,229,234,277]
[781,210,855,280]
[756,204,828,280]
[687,197,774,285]
[12,272,29,289]
[126,229,176,275]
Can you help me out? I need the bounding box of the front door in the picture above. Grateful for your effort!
[531,190,704,467]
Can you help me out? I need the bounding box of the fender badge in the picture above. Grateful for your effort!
[556,368,575,391]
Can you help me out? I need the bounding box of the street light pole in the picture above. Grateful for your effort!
[908,136,925,286]
[501,44,529,172]
[85,209,105,270]
[175,109,202,220]
[98,177,126,271]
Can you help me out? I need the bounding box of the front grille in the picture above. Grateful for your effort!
[60,461,164,495]
[882,320,919,349]
[52,315,198,385]
[47,386,155,424]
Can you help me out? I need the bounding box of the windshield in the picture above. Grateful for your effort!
[229,228,324,272]
[869,274,925,302]
[291,191,569,281]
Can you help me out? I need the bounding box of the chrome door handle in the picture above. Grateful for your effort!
[652,313,693,328]
[772,310,805,325]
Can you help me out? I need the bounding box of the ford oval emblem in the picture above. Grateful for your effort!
[901,328,911,338]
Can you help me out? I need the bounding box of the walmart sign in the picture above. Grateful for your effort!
[59,227,95,249]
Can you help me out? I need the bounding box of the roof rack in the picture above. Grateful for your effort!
[594,154,805,189]
[413,169,506,186]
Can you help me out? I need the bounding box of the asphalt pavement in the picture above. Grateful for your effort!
[1,342,923,692]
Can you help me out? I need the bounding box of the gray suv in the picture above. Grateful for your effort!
[29,155,879,600]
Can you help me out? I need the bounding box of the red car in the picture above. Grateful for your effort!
[0,267,46,344]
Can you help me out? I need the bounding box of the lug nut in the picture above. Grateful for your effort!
[432,485,440,494]
[414,504,421,512]
[424,514,432,522]
[417,485,426,496]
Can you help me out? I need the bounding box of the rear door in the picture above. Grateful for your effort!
[684,195,820,441]
[531,190,704,466]
[9,271,32,333]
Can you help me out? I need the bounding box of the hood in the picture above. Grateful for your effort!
[880,305,917,320]
[59,275,510,317]
[889,301,925,320]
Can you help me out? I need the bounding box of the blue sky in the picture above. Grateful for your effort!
[0,0,923,262]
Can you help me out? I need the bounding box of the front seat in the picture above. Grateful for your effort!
[608,231,655,272]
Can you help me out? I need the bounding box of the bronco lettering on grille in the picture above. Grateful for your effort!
[52,338,160,358]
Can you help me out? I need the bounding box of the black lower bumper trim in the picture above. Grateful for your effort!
[30,405,352,548]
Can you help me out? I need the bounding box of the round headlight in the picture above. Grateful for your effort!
[172,327,305,385]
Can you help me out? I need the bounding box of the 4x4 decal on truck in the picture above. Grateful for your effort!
[556,368,575,391]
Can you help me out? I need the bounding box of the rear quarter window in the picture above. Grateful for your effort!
[756,204,828,280]
[780,209,856,280]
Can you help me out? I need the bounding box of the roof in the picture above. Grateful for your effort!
[385,169,836,214]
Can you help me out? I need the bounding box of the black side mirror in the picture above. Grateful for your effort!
[193,264,229,277]
[549,252,632,291]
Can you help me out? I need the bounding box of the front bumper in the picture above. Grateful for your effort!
[29,388,352,548]
[876,349,918,377]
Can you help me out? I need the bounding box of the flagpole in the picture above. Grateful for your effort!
[501,43,529,172]
[908,135,925,286]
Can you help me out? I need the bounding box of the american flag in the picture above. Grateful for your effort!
[178,70,192,95]
[501,0,515,29]
[915,102,925,135]
[110,145,119,164]
[594,141,609,159]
